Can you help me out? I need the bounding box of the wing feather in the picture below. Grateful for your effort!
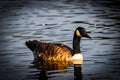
[26,40,73,61]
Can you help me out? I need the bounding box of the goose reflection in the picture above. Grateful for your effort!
[28,61,72,80]
[38,70,48,80]
[28,60,82,80]
[33,61,72,70]
[74,64,82,80]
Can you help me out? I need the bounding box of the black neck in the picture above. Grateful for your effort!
[73,33,81,54]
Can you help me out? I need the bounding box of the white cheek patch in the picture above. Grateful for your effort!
[76,30,81,37]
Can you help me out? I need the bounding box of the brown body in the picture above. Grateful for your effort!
[26,40,73,61]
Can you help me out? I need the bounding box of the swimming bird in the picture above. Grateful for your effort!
[25,27,91,62]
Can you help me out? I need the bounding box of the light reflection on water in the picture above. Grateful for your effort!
[0,0,120,80]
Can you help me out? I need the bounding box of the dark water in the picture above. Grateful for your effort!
[0,0,120,80]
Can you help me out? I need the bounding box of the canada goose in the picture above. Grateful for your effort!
[25,27,91,62]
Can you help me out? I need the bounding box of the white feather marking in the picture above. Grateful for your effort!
[32,50,37,59]
[72,53,83,64]
[76,30,81,37]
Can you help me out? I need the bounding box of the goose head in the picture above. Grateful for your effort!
[75,27,91,39]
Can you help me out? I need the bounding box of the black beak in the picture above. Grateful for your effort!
[85,34,91,39]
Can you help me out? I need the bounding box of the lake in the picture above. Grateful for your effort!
[0,0,120,80]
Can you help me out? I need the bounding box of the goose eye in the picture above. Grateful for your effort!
[76,30,81,37]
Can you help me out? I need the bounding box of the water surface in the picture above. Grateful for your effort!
[0,0,120,80]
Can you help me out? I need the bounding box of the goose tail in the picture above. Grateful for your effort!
[25,40,44,62]
[25,40,39,51]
